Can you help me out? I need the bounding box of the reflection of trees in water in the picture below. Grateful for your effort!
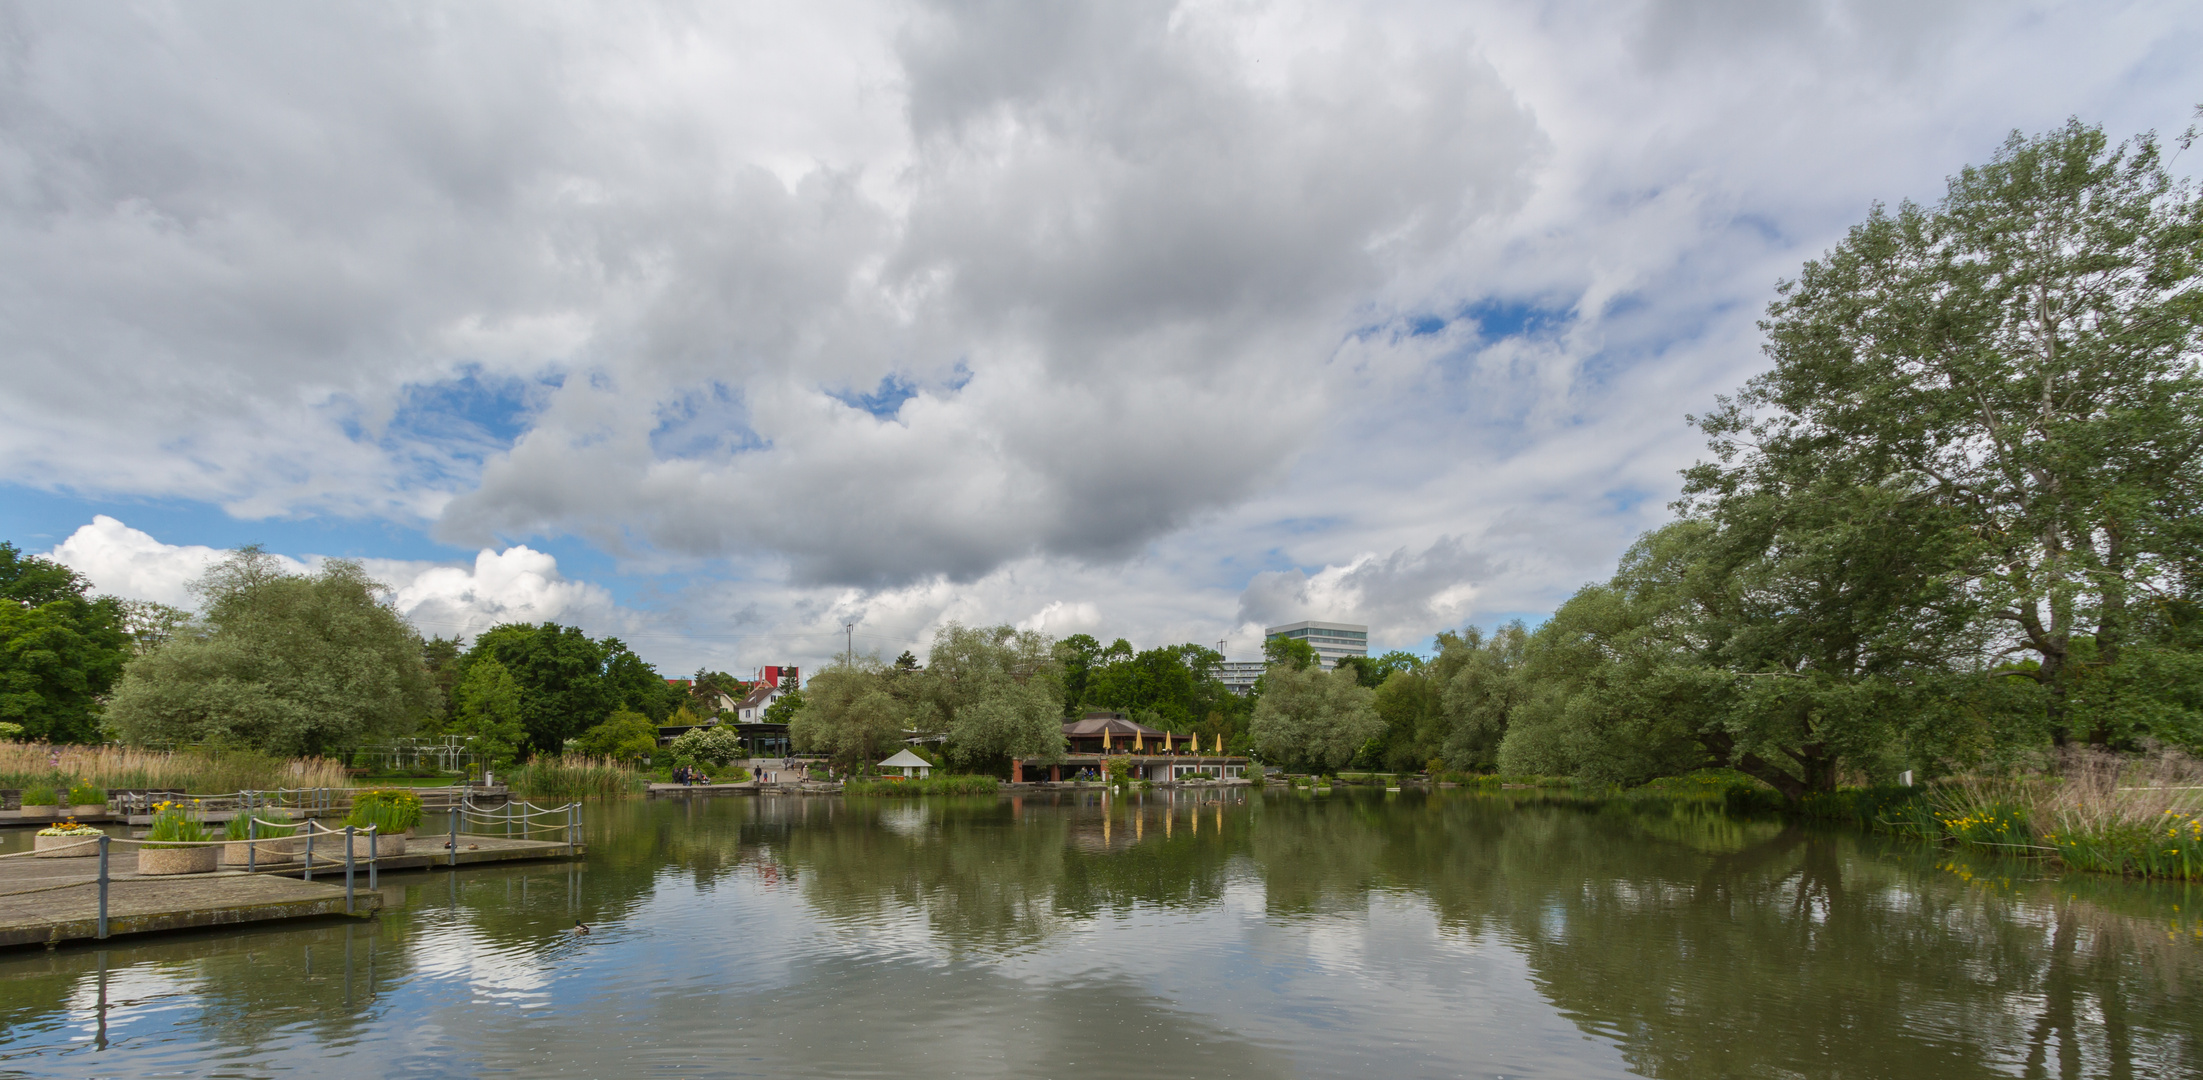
[1409,796,2203,1079]
[774,792,1253,952]
[4,792,2198,1076]
[0,919,402,1053]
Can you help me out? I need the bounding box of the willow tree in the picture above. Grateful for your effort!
[789,658,910,769]
[916,623,1065,769]
[105,547,435,756]
[1694,118,2203,748]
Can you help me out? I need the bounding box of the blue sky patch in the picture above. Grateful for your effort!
[828,374,921,419]
[651,383,767,460]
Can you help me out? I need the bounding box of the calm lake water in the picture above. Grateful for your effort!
[1,789,2199,1079]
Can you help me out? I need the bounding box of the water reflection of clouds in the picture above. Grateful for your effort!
[406,908,554,1006]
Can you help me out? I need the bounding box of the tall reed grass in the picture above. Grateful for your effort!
[508,755,647,800]
[0,742,350,794]
[1880,750,2203,880]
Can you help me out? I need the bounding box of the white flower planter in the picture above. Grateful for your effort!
[137,846,219,875]
[33,834,101,858]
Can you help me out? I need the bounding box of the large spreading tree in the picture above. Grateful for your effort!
[105,547,436,756]
[1695,118,2203,749]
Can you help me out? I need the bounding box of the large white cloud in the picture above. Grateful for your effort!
[45,516,617,644]
[4,1,2198,668]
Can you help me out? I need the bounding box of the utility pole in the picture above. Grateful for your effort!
[845,622,856,665]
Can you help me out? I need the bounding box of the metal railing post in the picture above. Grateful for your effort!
[304,823,315,882]
[505,801,513,839]
[367,825,377,891]
[96,836,110,940]
[449,808,459,867]
[344,826,356,914]
[567,804,576,856]
[248,814,257,874]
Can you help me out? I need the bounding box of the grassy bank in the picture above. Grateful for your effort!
[842,775,1000,797]
[0,743,350,794]
[507,755,649,800]
[1606,754,2203,882]
[1889,754,2203,881]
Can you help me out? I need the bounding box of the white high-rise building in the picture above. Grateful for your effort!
[1264,621,1369,669]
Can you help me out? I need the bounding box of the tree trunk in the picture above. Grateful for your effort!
[2088,523,2127,747]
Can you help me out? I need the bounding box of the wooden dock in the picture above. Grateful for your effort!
[269,834,584,875]
[0,850,378,949]
[647,782,760,798]
[0,831,582,949]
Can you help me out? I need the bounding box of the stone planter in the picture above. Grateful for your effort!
[33,833,102,858]
[346,830,411,858]
[221,840,294,866]
[137,846,219,875]
[18,805,58,821]
[71,804,107,819]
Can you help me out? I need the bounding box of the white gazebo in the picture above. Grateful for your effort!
[877,749,933,779]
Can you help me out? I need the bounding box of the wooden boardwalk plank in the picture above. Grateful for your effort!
[0,850,376,949]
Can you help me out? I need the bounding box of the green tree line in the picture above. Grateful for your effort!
[0,542,704,766]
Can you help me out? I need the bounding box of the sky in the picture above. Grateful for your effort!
[2,0,2198,677]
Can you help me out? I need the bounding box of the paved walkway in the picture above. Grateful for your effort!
[0,849,375,948]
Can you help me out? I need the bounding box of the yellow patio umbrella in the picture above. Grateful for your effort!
[1163,731,1173,753]
[1102,726,1111,750]
[1134,730,1145,752]
[1212,732,1223,754]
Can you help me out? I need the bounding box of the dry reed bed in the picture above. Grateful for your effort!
[0,742,350,795]
[507,755,647,800]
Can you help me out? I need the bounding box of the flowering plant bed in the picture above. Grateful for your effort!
[67,781,105,817]
[33,822,103,858]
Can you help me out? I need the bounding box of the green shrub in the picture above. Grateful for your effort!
[20,785,58,807]
[346,789,424,833]
[843,774,1000,797]
[1797,785,1923,825]
[145,801,211,848]
[667,726,746,770]
[1462,774,1576,790]
[66,781,105,805]
[225,807,298,841]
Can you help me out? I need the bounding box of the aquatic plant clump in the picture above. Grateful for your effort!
[20,785,58,807]
[144,801,212,848]
[225,807,299,840]
[346,789,424,833]
[842,775,1000,797]
[509,756,648,800]
[66,781,106,805]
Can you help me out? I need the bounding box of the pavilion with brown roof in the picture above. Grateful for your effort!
[1013,711,1249,784]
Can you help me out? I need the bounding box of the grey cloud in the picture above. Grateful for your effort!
[1237,536,1495,646]
[3,0,2195,658]
[435,0,1547,585]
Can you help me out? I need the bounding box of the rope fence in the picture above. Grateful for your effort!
[3,798,583,940]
